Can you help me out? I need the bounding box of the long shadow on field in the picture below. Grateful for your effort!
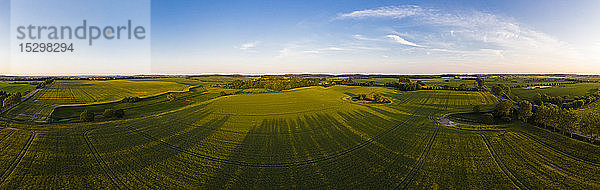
[84,116,230,188]
[204,116,343,188]
[203,110,416,188]
[111,116,230,169]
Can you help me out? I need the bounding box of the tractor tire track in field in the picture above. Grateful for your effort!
[83,130,129,190]
[0,131,16,143]
[397,90,478,189]
[517,131,600,168]
[480,133,528,190]
[395,114,441,190]
[123,114,415,168]
[0,131,35,186]
[11,143,39,188]
[396,91,447,189]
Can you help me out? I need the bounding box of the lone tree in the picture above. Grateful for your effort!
[80,110,95,122]
[458,84,469,91]
[472,105,481,113]
[482,113,494,124]
[516,100,533,122]
[114,109,125,118]
[167,94,176,101]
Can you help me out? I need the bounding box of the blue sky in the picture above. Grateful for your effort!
[2,0,600,75]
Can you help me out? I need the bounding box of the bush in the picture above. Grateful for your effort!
[80,110,94,122]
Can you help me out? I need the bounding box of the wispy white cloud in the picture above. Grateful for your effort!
[336,5,583,69]
[236,42,260,51]
[352,34,379,41]
[337,5,423,19]
[319,47,345,51]
[385,35,424,47]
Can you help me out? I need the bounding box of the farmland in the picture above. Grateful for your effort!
[0,81,38,95]
[1,76,600,188]
[512,82,599,100]
[2,79,193,122]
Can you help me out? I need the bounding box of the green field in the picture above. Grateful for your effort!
[3,79,194,122]
[1,77,600,188]
[0,81,38,95]
[512,83,600,100]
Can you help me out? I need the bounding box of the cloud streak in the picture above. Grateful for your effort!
[336,5,582,68]
[236,42,260,50]
[385,35,424,47]
[337,5,423,19]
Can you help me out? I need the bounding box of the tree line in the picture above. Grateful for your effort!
[0,91,22,109]
[385,78,424,91]
[220,77,322,91]
[488,88,600,143]
[35,78,55,89]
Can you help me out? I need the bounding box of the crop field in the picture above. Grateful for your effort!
[512,82,600,100]
[3,79,194,122]
[0,81,37,94]
[1,77,600,189]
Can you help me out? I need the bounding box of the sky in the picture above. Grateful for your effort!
[2,0,600,75]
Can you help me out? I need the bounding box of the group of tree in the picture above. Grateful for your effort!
[103,109,125,119]
[220,77,322,91]
[1,91,22,109]
[511,82,577,88]
[122,96,141,103]
[529,102,598,141]
[80,108,125,122]
[385,78,423,91]
[219,90,253,96]
[489,98,600,142]
[35,78,55,89]
[352,93,391,103]
[491,84,511,99]
[494,100,513,122]
[532,92,599,110]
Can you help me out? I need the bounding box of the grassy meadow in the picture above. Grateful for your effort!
[1,76,599,188]
[0,81,38,95]
[512,82,600,100]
